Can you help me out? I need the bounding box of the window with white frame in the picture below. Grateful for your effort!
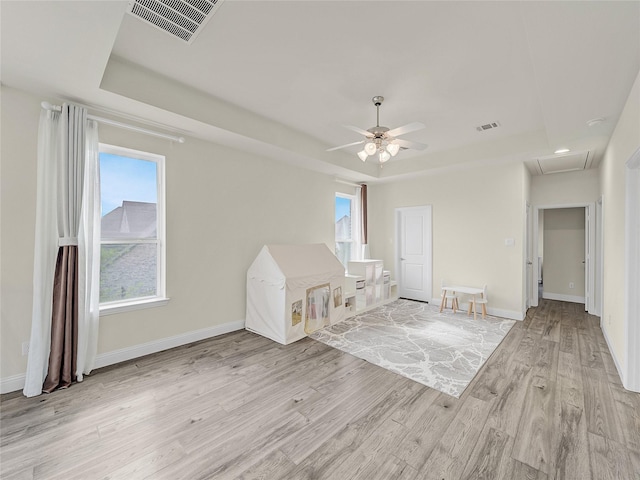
[99,144,166,311]
[335,193,360,267]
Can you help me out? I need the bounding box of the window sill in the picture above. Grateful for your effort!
[99,297,170,316]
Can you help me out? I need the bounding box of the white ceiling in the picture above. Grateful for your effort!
[2,1,639,182]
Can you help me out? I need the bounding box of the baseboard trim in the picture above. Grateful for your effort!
[600,320,627,388]
[459,302,524,321]
[0,374,28,395]
[542,292,586,304]
[93,320,245,369]
[0,320,245,395]
[487,307,525,321]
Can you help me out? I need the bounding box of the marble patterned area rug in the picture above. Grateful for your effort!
[309,298,516,398]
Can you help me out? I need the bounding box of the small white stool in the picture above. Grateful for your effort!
[441,279,460,313]
[467,284,488,319]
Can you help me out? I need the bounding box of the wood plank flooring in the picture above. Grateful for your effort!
[1,299,639,479]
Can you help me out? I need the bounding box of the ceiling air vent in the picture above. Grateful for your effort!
[126,0,224,44]
[476,121,500,132]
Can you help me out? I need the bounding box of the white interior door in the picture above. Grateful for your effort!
[526,203,532,309]
[396,206,432,302]
[533,206,540,307]
[584,203,597,314]
[584,207,590,312]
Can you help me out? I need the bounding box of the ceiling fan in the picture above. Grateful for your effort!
[327,96,428,163]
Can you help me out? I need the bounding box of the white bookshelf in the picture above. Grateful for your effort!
[344,261,398,317]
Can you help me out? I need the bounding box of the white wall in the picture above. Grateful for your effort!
[531,167,600,307]
[600,69,640,383]
[542,208,585,301]
[0,86,339,387]
[367,161,527,319]
[531,168,600,206]
[0,88,40,382]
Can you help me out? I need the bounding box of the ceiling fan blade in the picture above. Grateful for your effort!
[326,140,365,152]
[386,122,425,137]
[343,125,374,137]
[394,138,428,151]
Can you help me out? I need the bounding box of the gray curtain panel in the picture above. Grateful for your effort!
[360,184,367,245]
[43,246,79,392]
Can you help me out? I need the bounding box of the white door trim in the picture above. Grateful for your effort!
[525,202,532,310]
[624,147,640,392]
[595,196,604,317]
[532,202,597,315]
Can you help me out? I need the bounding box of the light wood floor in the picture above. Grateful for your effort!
[1,299,639,479]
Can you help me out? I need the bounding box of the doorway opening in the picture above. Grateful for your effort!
[539,207,585,304]
[533,202,597,314]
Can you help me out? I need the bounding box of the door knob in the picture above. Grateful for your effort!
[400,257,406,261]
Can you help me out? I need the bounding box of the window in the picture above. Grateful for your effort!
[335,193,359,267]
[99,144,166,313]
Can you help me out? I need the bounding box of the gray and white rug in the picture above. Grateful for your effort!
[310,298,515,397]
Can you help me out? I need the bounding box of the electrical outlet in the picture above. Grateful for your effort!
[22,341,29,356]
[569,282,575,289]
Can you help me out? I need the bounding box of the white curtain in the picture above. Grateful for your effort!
[77,119,100,380]
[23,110,60,397]
[23,104,100,397]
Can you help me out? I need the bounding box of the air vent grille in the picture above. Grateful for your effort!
[476,121,500,132]
[127,0,224,44]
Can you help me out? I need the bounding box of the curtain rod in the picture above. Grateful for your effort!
[41,102,186,144]
[334,178,364,188]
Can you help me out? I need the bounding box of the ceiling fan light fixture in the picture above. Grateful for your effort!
[327,95,427,163]
[387,143,400,156]
[364,142,377,155]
